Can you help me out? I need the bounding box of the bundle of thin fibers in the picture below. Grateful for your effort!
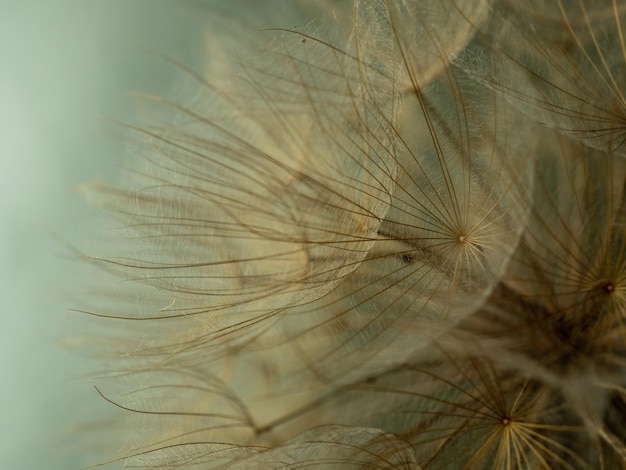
[82,2,399,366]
[75,1,626,469]
[448,127,626,466]
[78,1,403,464]
[453,0,626,157]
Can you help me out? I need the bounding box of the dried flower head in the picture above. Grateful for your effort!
[76,1,626,468]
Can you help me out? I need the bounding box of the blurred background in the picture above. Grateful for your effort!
[0,1,211,468]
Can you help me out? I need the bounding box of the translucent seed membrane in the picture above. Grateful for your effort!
[85,4,408,374]
[78,1,626,469]
[470,130,626,373]
[266,353,597,469]
[256,39,535,392]
[456,0,626,156]
[123,425,419,470]
[377,0,494,88]
[455,129,626,464]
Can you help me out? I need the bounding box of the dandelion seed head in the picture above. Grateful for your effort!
[75,0,626,468]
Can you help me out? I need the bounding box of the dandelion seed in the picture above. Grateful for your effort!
[455,0,626,156]
[76,1,626,468]
[454,127,626,465]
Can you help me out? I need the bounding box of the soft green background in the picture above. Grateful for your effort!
[0,1,210,468]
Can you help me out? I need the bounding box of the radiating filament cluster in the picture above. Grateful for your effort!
[80,1,626,468]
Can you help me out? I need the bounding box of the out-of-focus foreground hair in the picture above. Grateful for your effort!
[75,0,625,468]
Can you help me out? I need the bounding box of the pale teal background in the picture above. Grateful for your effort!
[0,1,210,468]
